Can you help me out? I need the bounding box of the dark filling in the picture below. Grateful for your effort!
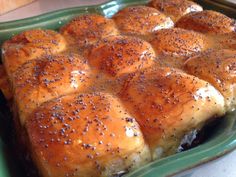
[178,117,224,152]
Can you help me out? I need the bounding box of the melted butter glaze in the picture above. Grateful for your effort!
[184,49,236,111]
[2,29,66,79]
[176,10,236,34]
[112,6,174,37]
[26,92,151,177]
[148,0,203,22]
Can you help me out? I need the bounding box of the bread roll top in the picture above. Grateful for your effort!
[26,92,151,177]
[2,29,66,80]
[60,14,119,46]
[112,6,174,37]
[120,67,225,158]
[176,10,236,34]
[148,0,203,22]
[87,35,156,77]
[184,49,236,111]
[13,53,92,125]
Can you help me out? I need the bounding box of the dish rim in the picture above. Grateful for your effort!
[0,0,236,177]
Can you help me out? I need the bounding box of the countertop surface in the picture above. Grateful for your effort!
[1,0,236,177]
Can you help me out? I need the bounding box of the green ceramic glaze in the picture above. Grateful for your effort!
[0,140,10,177]
[0,0,235,177]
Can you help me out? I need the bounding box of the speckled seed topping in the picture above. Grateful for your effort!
[60,14,119,45]
[112,6,174,36]
[184,49,236,111]
[149,28,209,57]
[14,53,90,90]
[26,92,149,177]
[2,29,66,75]
[88,35,156,76]
[120,67,225,156]
[13,53,91,125]
[148,0,203,22]
[175,10,236,34]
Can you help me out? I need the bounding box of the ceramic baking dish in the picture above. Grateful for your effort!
[0,0,236,177]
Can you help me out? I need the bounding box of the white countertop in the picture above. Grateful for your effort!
[1,0,236,177]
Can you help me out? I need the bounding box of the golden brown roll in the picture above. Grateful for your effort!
[112,6,174,37]
[175,10,236,34]
[26,92,151,177]
[13,54,92,125]
[213,33,236,51]
[148,0,203,22]
[60,14,119,46]
[184,49,236,111]
[0,65,12,100]
[87,35,156,77]
[2,29,66,79]
[120,67,225,159]
[149,28,211,63]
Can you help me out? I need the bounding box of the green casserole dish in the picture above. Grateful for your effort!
[0,0,236,177]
